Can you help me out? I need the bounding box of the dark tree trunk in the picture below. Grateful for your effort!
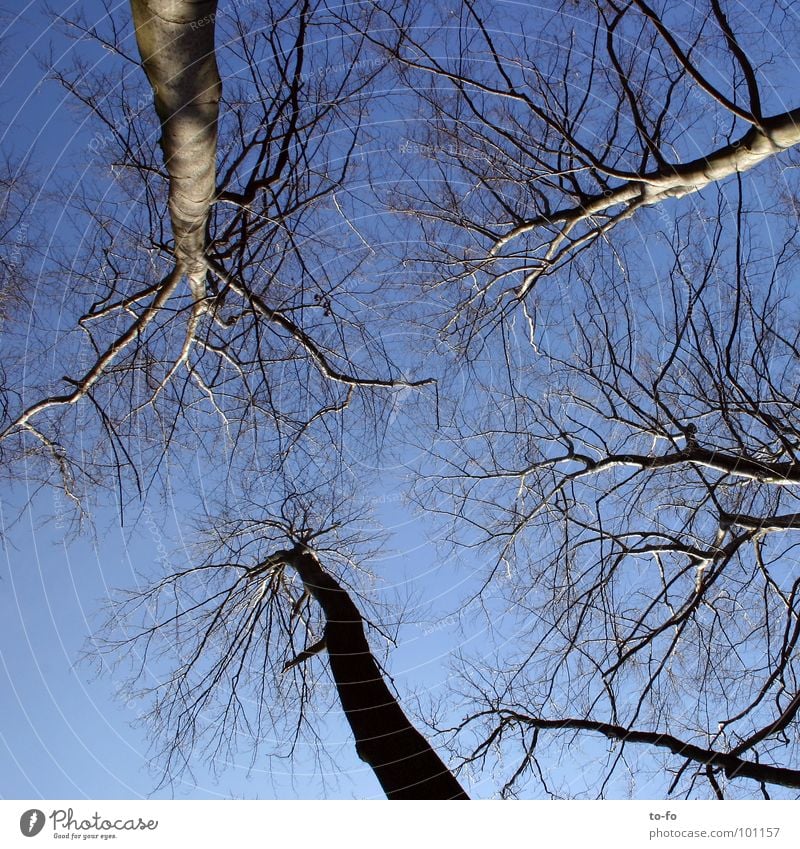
[286,545,469,799]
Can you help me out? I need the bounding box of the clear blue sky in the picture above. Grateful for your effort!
[0,478,482,799]
[0,0,491,800]
[4,0,798,803]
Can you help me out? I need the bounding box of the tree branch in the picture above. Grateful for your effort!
[503,713,800,790]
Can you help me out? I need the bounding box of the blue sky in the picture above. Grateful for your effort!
[3,0,800,803]
[0,438,489,799]
[0,0,452,799]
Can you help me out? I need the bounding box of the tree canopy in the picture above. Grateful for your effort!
[2,0,800,799]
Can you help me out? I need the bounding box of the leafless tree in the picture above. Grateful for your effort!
[107,458,467,797]
[362,0,800,339]
[413,190,800,797]
[346,0,800,797]
[0,0,464,798]
[4,0,800,800]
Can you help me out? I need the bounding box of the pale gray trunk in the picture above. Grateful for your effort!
[502,107,800,298]
[130,0,221,298]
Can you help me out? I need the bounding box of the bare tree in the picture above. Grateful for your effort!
[121,3,464,797]
[109,489,468,798]
[4,0,800,800]
[363,0,800,335]
[0,0,465,799]
[350,0,800,797]
[415,192,800,797]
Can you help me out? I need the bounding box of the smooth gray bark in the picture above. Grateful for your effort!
[130,0,221,298]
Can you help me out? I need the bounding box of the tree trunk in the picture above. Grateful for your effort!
[130,0,221,299]
[285,545,469,799]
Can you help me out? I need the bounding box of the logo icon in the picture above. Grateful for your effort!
[19,809,45,837]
